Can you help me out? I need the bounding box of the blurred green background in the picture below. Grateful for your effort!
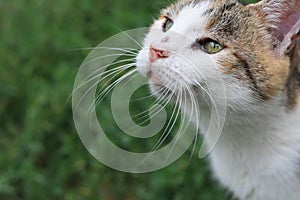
[1,0,259,199]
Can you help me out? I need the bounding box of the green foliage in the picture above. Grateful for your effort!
[1,0,259,199]
[244,0,260,3]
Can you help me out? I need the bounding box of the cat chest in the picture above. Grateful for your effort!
[208,128,300,200]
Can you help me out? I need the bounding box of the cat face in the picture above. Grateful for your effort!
[136,0,300,110]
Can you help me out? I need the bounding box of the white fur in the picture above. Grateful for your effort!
[208,98,300,200]
[136,2,300,200]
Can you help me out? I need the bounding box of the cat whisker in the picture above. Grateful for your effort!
[138,83,181,165]
[73,59,136,95]
[93,58,136,81]
[76,68,136,113]
[146,81,178,133]
[79,52,136,70]
[127,79,177,130]
[69,57,136,104]
[96,48,139,56]
[153,85,182,150]
[92,69,138,110]
[163,87,187,165]
[169,52,221,131]
[80,63,136,107]
[130,91,161,102]
[185,84,200,164]
[88,71,139,114]
[193,81,221,130]
[125,89,174,132]
[72,46,139,55]
[128,86,173,127]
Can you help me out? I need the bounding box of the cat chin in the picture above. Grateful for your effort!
[148,80,176,99]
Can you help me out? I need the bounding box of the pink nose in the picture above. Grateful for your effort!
[149,46,169,63]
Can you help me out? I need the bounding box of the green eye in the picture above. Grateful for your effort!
[199,39,224,54]
[162,17,173,32]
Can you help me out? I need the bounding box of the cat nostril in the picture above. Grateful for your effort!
[149,46,169,63]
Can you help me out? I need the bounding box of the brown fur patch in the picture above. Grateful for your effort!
[159,0,300,107]
[286,40,300,109]
[204,0,294,102]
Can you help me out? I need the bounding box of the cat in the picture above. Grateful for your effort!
[135,0,300,199]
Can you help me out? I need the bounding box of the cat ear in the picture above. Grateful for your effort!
[252,0,300,56]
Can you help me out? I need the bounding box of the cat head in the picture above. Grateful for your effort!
[136,0,300,111]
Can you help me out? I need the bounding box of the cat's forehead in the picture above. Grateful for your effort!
[168,1,210,33]
[160,0,247,35]
[150,0,255,53]
[161,0,241,17]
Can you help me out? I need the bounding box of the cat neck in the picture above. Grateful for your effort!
[223,103,299,143]
[205,95,300,200]
[197,87,300,154]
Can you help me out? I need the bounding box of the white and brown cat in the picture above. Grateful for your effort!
[136,0,300,199]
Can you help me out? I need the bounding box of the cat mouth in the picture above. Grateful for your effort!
[147,70,176,98]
